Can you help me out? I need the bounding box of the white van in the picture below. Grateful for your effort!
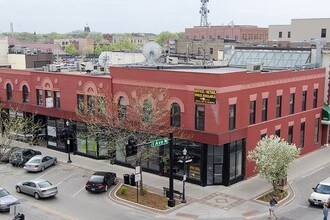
[308,177,330,206]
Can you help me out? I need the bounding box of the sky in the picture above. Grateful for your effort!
[1,0,330,34]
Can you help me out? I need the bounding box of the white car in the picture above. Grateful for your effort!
[24,155,57,172]
[308,177,330,206]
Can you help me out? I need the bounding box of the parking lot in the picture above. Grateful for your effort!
[0,161,121,220]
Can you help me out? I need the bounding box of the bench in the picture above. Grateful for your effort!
[163,187,183,200]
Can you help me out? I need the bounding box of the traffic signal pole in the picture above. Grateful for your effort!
[168,132,175,207]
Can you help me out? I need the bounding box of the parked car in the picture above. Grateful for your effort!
[15,179,58,200]
[85,171,117,193]
[308,177,330,206]
[0,147,20,163]
[0,187,19,212]
[9,148,41,166]
[24,155,57,172]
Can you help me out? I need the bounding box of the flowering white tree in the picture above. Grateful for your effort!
[247,135,300,192]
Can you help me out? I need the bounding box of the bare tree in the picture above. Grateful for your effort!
[0,104,44,164]
[77,87,190,195]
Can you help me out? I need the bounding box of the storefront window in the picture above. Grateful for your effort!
[229,140,243,180]
[46,117,65,150]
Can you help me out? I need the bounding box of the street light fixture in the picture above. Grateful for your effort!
[66,121,72,163]
[181,148,187,203]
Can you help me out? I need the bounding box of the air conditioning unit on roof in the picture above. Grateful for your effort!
[247,63,263,72]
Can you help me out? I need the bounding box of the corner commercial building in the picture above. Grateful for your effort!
[0,65,326,186]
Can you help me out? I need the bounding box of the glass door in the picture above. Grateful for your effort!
[214,164,223,184]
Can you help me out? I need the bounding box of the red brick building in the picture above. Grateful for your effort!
[0,66,326,186]
[184,25,268,45]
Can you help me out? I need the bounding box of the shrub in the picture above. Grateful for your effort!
[142,188,148,195]
[119,186,127,195]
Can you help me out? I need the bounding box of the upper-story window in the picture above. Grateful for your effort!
[313,89,318,108]
[143,99,152,123]
[289,93,295,114]
[229,104,236,130]
[22,85,29,103]
[321,28,327,38]
[249,101,256,125]
[210,48,214,55]
[288,31,291,38]
[276,96,282,118]
[118,96,127,120]
[300,122,305,149]
[279,32,283,38]
[87,95,95,114]
[314,118,320,143]
[77,94,84,113]
[6,83,12,101]
[288,125,293,144]
[98,96,106,116]
[261,98,268,121]
[37,89,43,105]
[195,105,205,131]
[302,91,307,111]
[170,103,181,127]
[54,91,60,108]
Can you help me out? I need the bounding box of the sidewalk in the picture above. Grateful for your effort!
[13,141,330,219]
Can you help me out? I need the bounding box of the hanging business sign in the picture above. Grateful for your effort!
[194,89,216,104]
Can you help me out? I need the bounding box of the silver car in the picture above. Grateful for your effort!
[0,187,19,212]
[24,155,57,172]
[15,179,58,200]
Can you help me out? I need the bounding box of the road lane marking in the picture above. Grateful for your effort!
[28,201,78,220]
[72,186,85,197]
[301,167,324,179]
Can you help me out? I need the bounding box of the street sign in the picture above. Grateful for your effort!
[151,138,169,147]
[135,173,141,182]
[135,166,141,174]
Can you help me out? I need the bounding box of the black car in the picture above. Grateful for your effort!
[9,148,42,166]
[0,147,20,163]
[85,172,117,193]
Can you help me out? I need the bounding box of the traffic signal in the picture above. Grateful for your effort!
[126,137,137,157]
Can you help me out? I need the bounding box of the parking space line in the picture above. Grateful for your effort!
[37,167,59,179]
[0,163,11,170]
[16,169,25,175]
[72,186,85,197]
[55,173,76,186]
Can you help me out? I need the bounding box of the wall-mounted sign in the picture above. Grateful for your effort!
[46,97,54,108]
[194,89,216,104]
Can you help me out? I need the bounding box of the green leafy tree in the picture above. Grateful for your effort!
[155,31,180,47]
[65,43,78,56]
[247,135,300,193]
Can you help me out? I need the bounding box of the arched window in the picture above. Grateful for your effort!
[6,83,12,101]
[170,103,181,127]
[22,85,29,103]
[118,96,127,120]
[143,99,152,123]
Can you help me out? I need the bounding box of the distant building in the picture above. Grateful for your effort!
[268,18,330,47]
[184,25,268,45]
[112,34,156,46]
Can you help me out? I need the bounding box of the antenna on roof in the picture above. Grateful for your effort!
[199,0,210,26]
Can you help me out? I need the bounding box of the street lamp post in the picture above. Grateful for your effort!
[66,121,72,163]
[181,148,187,203]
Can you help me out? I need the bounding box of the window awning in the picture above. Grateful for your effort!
[322,105,330,125]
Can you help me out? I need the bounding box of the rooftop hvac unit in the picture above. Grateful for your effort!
[247,63,263,72]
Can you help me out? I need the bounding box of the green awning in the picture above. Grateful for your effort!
[322,105,330,121]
